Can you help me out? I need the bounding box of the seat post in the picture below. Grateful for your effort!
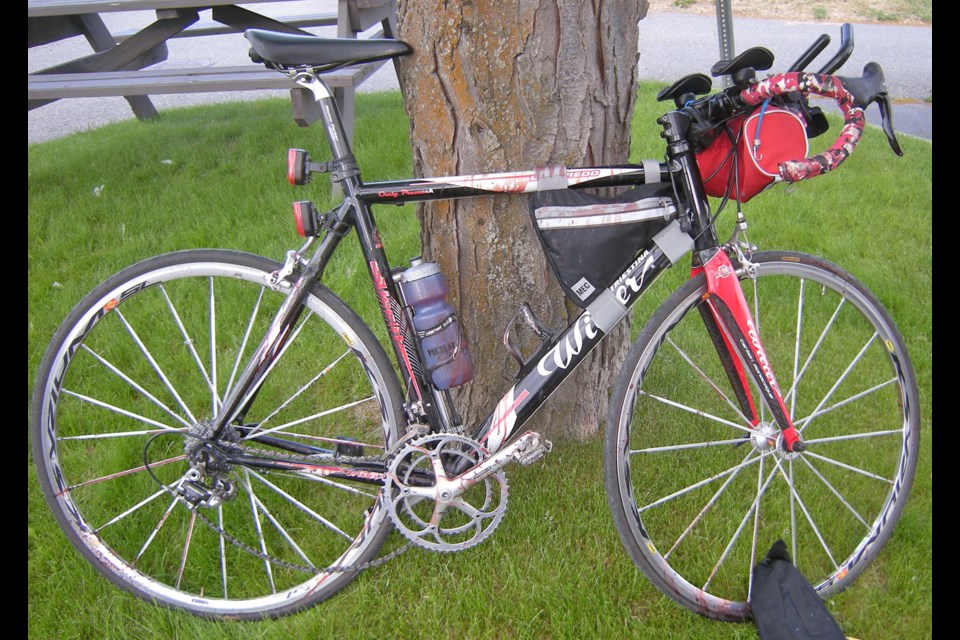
[294,71,356,169]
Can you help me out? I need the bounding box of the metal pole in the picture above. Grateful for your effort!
[716,0,735,87]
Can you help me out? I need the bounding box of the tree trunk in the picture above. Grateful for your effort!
[396,1,649,440]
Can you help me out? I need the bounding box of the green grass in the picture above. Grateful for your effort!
[28,86,932,639]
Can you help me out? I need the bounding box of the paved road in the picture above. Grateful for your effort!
[27,3,931,144]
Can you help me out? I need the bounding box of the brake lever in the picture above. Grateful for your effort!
[839,62,904,157]
[875,93,905,157]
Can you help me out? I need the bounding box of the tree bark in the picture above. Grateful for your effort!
[396,1,649,440]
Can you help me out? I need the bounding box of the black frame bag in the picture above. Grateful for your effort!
[529,182,676,307]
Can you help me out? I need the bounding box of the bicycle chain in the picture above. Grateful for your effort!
[150,436,414,576]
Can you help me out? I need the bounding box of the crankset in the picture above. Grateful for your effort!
[385,431,551,553]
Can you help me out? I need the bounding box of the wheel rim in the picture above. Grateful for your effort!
[33,255,399,617]
[613,255,918,618]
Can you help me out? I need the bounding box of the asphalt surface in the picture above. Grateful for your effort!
[27,3,932,145]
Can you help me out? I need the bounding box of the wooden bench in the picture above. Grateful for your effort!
[28,0,400,142]
[112,12,340,40]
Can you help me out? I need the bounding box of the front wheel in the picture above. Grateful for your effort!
[31,249,405,620]
[604,251,919,621]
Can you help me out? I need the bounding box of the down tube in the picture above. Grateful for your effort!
[472,238,682,453]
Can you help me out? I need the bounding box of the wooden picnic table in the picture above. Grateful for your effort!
[28,0,399,139]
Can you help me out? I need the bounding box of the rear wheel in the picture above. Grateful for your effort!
[604,251,919,621]
[31,249,405,620]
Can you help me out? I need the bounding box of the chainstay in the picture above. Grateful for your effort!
[148,435,413,576]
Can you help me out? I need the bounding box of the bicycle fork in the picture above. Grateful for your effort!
[695,248,805,453]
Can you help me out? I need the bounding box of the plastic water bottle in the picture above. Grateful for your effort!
[399,258,474,389]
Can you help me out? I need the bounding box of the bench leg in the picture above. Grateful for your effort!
[76,13,160,120]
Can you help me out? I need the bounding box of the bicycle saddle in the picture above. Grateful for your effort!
[245,28,413,70]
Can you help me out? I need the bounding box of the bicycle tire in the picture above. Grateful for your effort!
[604,250,919,621]
[31,249,405,620]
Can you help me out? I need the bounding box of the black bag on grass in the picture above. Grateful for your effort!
[529,183,676,307]
[751,539,846,640]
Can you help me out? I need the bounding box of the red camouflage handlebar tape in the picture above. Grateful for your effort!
[740,73,866,184]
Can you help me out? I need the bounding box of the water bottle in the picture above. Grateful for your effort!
[399,258,474,389]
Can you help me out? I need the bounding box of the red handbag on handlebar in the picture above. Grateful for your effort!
[695,102,809,203]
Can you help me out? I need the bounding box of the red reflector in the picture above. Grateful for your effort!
[292,200,319,237]
[292,201,308,237]
[288,148,309,186]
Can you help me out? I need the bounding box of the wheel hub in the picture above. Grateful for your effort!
[751,423,779,452]
[751,423,803,460]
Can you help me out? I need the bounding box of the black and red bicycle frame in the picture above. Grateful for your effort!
[208,73,803,486]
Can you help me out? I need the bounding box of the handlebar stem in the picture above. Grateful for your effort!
[658,110,720,248]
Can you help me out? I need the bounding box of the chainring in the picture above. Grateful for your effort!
[385,433,508,553]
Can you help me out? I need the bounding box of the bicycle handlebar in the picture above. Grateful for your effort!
[739,72,866,183]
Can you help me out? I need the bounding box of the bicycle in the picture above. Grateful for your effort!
[30,22,919,623]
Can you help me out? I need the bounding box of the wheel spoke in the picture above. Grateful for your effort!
[665,447,758,559]
[158,283,221,415]
[802,451,895,484]
[133,494,180,566]
[794,377,898,430]
[242,469,277,593]
[208,277,218,416]
[784,294,847,407]
[790,460,798,569]
[747,452,765,601]
[796,332,879,434]
[245,468,354,541]
[224,287,266,403]
[638,453,763,513]
[68,454,185,490]
[244,349,353,440]
[95,485,174,533]
[631,436,749,455]
[115,308,197,424]
[667,336,753,425]
[776,463,838,569]
[60,428,188,442]
[78,344,194,429]
[175,508,198,590]
[218,505,228,599]
[798,456,871,528]
[62,388,184,433]
[704,453,780,591]
[803,428,903,445]
[637,390,755,435]
[246,396,377,440]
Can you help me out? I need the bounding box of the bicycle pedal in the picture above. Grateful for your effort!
[513,432,552,466]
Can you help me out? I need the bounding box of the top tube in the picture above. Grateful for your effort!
[355,163,673,206]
